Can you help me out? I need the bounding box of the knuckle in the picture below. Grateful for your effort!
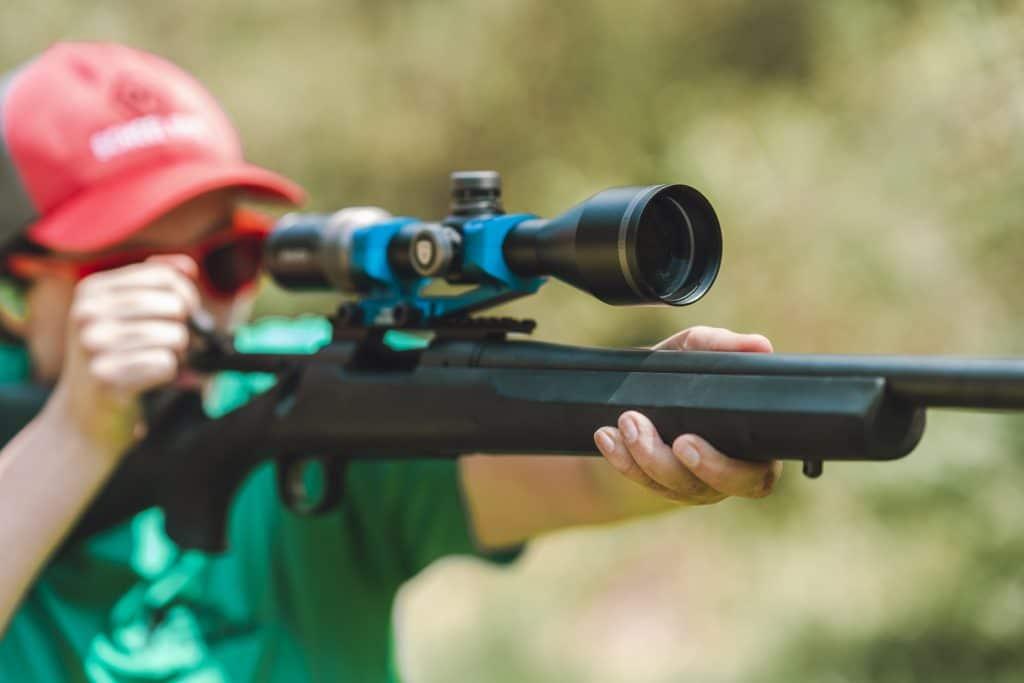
[69,301,91,325]
[166,294,191,318]
[69,297,102,325]
[77,271,108,290]
[664,485,724,505]
[681,326,711,350]
[167,323,190,352]
[667,474,716,502]
[694,479,726,503]
[603,444,636,474]
[144,265,177,287]
[637,439,659,459]
[163,265,196,291]
[675,475,728,503]
[123,291,151,311]
[686,483,717,502]
[614,455,651,484]
[751,466,780,498]
[606,454,635,477]
[152,347,179,371]
[78,322,108,353]
[140,292,189,319]
[161,300,184,320]
[692,326,737,351]
[131,349,178,385]
[181,279,201,302]
[87,356,119,391]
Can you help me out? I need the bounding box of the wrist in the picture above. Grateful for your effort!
[585,456,683,519]
[39,384,136,466]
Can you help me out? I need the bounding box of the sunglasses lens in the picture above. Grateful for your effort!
[203,236,265,295]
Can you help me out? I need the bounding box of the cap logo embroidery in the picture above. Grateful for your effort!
[89,113,211,162]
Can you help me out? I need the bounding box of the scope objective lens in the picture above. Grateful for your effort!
[633,193,694,300]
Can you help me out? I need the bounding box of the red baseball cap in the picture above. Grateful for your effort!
[0,42,305,252]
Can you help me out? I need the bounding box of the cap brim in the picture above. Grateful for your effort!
[27,160,306,252]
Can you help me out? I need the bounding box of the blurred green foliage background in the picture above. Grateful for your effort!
[5,0,1024,680]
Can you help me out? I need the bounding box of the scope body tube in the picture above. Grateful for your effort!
[266,183,722,310]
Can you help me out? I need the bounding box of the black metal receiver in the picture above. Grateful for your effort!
[62,172,1024,552]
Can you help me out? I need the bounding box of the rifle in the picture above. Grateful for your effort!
[65,171,1024,552]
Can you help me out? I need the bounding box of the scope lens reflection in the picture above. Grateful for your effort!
[635,194,694,299]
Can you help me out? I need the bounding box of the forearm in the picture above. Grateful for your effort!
[0,399,121,633]
[461,455,680,550]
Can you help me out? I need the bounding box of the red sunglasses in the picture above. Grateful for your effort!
[8,209,272,300]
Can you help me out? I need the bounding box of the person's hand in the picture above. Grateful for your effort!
[593,326,782,505]
[47,256,201,460]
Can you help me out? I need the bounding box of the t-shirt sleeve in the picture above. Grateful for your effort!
[344,459,520,577]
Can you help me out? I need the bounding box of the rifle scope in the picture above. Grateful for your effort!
[266,171,722,308]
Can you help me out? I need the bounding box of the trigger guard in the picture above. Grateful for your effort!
[276,454,347,515]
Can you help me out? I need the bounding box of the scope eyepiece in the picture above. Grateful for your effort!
[502,184,721,305]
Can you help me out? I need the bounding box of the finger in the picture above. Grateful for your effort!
[80,320,189,357]
[71,290,193,324]
[146,254,200,281]
[594,426,676,496]
[672,433,782,499]
[141,258,201,312]
[619,411,726,503]
[79,262,201,312]
[656,326,773,353]
[78,274,200,319]
[90,348,179,395]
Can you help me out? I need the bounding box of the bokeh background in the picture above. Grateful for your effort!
[5,1,1024,680]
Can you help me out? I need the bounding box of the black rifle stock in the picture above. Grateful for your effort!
[58,329,1024,553]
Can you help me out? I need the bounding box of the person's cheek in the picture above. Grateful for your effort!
[25,275,77,381]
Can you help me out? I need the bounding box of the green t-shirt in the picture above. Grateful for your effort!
[0,316,512,682]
